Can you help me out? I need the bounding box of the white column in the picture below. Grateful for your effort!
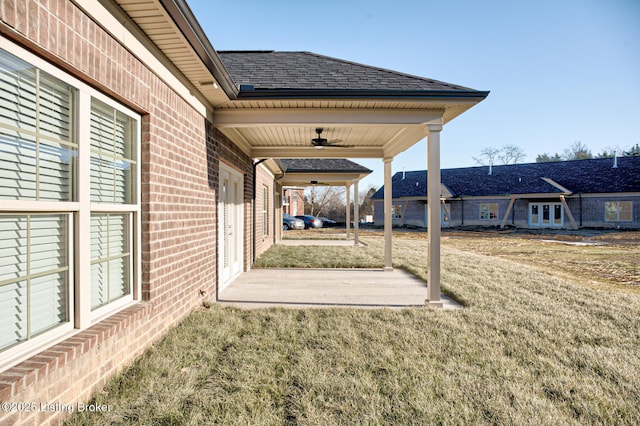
[383,157,393,271]
[353,179,360,245]
[427,124,443,307]
[345,183,351,239]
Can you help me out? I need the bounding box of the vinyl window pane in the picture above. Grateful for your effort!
[0,214,69,352]
[90,101,135,204]
[30,271,68,336]
[0,48,74,201]
[0,216,27,282]
[90,213,130,310]
[0,281,27,351]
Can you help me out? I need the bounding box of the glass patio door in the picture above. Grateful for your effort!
[529,202,563,228]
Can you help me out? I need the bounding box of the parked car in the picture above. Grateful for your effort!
[295,215,323,229]
[283,214,305,230]
[317,217,337,227]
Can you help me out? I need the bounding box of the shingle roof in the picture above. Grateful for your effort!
[217,51,478,92]
[371,157,640,199]
[279,159,372,174]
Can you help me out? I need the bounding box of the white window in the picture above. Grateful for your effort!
[0,214,70,352]
[0,43,140,370]
[479,203,499,220]
[605,201,632,222]
[393,204,403,219]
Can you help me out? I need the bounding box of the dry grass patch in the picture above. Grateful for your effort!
[65,234,640,425]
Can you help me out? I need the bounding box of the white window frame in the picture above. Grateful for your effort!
[0,41,141,371]
[529,202,563,228]
[605,201,632,222]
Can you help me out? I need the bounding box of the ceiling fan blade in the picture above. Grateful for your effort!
[325,143,354,148]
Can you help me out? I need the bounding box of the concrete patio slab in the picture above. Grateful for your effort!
[217,268,462,309]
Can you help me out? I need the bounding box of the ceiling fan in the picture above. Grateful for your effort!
[311,128,353,149]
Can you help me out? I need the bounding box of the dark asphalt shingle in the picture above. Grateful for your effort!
[280,159,372,174]
[371,157,640,199]
[218,51,477,92]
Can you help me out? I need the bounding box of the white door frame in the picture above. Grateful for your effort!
[218,162,244,289]
[529,202,563,228]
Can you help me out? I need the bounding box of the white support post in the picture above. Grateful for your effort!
[427,124,443,307]
[345,183,351,239]
[383,157,393,271]
[353,179,360,246]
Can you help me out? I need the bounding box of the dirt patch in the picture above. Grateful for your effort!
[356,227,640,293]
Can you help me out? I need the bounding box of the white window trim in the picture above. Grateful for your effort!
[0,212,76,372]
[0,40,141,370]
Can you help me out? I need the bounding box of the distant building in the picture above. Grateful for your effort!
[372,157,640,229]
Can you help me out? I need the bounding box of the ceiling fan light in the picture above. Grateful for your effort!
[314,145,324,149]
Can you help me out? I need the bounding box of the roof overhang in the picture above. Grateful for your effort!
[110,0,235,107]
[212,100,485,159]
[110,0,488,160]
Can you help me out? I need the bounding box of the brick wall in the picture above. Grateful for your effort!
[283,188,305,216]
[0,2,252,424]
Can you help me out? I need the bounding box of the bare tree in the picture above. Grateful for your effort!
[499,144,526,164]
[474,145,525,165]
[472,147,501,166]
[305,186,345,218]
[563,140,592,160]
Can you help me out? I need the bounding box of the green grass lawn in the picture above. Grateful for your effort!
[65,236,640,425]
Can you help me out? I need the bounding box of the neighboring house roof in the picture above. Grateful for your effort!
[277,159,372,187]
[217,51,487,98]
[371,157,640,199]
[279,159,372,174]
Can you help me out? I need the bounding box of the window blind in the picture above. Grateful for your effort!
[90,214,130,310]
[0,215,68,351]
[90,102,134,204]
[0,49,74,201]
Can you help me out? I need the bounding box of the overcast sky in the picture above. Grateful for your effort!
[186,0,640,190]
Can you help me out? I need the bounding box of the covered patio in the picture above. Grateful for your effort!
[214,50,489,306]
[276,158,373,245]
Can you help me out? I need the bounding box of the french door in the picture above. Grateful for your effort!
[529,202,563,228]
[219,164,244,288]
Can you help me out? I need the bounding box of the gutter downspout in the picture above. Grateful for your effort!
[252,159,267,265]
[579,194,583,227]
